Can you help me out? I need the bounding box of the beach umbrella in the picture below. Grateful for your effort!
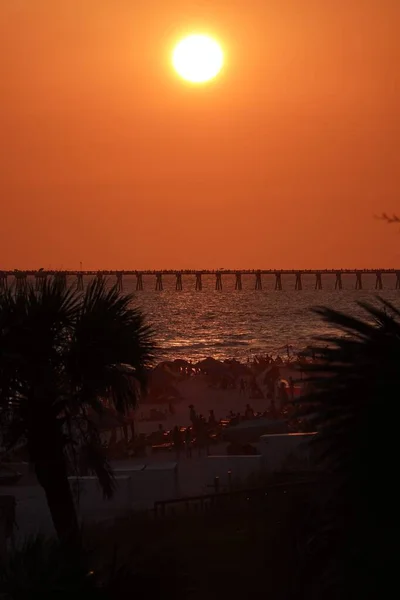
[196,357,228,373]
[173,358,192,370]
[154,361,181,376]
[224,359,252,378]
[196,357,218,368]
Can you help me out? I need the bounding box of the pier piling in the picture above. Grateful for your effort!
[275,273,282,290]
[116,272,123,292]
[175,272,183,291]
[335,272,343,290]
[294,272,303,291]
[195,272,203,291]
[1,269,399,294]
[136,272,143,291]
[155,273,163,291]
[235,272,242,290]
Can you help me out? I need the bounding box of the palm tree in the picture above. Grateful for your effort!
[0,278,154,547]
[294,299,399,598]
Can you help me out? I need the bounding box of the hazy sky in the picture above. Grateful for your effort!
[1,0,399,270]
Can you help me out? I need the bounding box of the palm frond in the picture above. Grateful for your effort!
[68,413,115,499]
[68,278,155,412]
[293,301,400,597]
[0,277,155,539]
[80,438,115,500]
[295,302,400,492]
[312,306,380,338]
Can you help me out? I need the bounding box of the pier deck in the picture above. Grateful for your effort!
[1,269,399,291]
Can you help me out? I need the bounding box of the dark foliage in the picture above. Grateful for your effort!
[293,298,399,598]
[0,278,154,543]
[0,536,102,599]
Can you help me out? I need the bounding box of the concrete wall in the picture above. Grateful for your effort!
[2,435,317,544]
[206,455,263,488]
[70,476,134,522]
[71,463,179,514]
[7,485,52,539]
[1,462,180,541]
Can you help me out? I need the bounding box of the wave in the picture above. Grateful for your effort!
[159,340,250,351]
[132,284,399,362]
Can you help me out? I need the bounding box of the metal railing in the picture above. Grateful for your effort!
[153,475,326,517]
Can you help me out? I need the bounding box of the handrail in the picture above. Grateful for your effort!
[153,476,326,516]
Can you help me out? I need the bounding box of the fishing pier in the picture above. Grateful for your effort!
[0,269,399,292]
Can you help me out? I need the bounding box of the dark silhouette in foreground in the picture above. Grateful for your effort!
[1,297,397,599]
[0,278,154,547]
[294,298,398,599]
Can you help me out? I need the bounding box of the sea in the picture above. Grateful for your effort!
[82,272,400,363]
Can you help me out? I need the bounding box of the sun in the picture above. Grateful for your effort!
[172,34,224,84]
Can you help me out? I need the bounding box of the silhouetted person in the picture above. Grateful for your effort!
[156,423,165,443]
[172,426,183,460]
[239,378,246,395]
[245,403,254,419]
[195,418,207,457]
[230,412,240,426]
[185,427,192,458]
[278,382,289,410]
[189,405,197,426]
[208,409,217,427]
[288,376,295,401]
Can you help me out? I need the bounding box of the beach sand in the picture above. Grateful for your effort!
[135,366,301,435]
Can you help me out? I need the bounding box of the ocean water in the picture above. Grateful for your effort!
[86,273,400,362]
[17,273,399,362]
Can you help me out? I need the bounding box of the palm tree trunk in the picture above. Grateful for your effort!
[35,457,79,546]
[29,418,80,547]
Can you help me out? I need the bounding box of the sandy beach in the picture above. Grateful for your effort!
[135,359,302,435]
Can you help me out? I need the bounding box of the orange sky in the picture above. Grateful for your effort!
[1,0,399,270]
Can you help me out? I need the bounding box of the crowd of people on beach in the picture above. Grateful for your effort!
[153,405,217,459]
[139,351,309,418]
[149,392,297,460]
[98,352,313,460]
